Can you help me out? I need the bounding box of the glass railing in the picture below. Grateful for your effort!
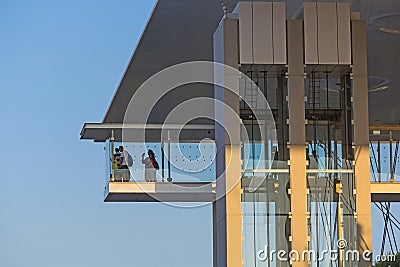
[370,141,400,182]
[105,140,216,183]
[105,139,112,185]
[306,143,353,170]
[369,127,400,182]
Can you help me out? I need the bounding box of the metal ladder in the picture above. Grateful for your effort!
[243,71,258,109]
[307,74,321,109]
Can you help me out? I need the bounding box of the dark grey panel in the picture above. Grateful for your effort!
[100,0,400,126]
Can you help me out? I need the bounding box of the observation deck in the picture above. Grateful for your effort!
[81,123,400,203]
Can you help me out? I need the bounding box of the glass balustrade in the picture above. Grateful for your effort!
[105,140,217,183]
[370,140,400,183]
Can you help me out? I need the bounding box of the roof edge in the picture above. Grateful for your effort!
[101,0,160,123]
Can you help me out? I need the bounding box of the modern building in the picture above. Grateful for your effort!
[81,1,400,266]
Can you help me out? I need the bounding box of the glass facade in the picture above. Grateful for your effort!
[238,67,361,266]
[239,67,291,266]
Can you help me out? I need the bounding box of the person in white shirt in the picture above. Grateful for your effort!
[118,146,130,182]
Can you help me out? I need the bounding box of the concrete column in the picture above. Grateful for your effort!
[287,20,308,267]
[213,17,242,267]
[352,20,372,266]
[213,202,218,267]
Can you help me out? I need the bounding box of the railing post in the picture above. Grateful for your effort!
[110,129,115,182]
[378,140,381,182]
[161,141,165,182]
[390,130,394,182]
[167,130,172,182]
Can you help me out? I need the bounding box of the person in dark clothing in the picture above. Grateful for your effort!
[142,149,159,182]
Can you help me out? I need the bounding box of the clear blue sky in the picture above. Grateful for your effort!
[0,1,212,266]
[0,1,398,266]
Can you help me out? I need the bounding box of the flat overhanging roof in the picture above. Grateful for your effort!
[370,182,400,202]
[80,123,215,142]
[99,0,400,126]
[103,180,400,203]
[103,0,297,124]
[105,182,216,202]
[102,0,230,124]
[81,123,400,142]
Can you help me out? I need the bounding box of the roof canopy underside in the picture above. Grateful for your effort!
[80,123,215,142]
[100,0,400,126]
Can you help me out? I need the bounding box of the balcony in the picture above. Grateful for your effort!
[369,125,400,201]
[81,123,217,202]
[370,125,400,182]
[81,123,400,202]
[104,139,217,202]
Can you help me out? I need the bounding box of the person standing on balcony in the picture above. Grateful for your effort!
[271,146,279,179]
[119,146,131,182]
[112,148,121,181]
[309,149,319,169]
[113,148,121,169]
[142,149,159,182]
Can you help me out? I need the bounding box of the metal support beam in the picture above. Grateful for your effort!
[371,182,400,202]
[352,20,372,266]
[213,16,242,267]
[287,19,308,267]
[277,75,289,161]
[213,201,218,267]
[340,75,354,162]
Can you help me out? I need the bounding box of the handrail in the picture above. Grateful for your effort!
[369,125,400,131]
